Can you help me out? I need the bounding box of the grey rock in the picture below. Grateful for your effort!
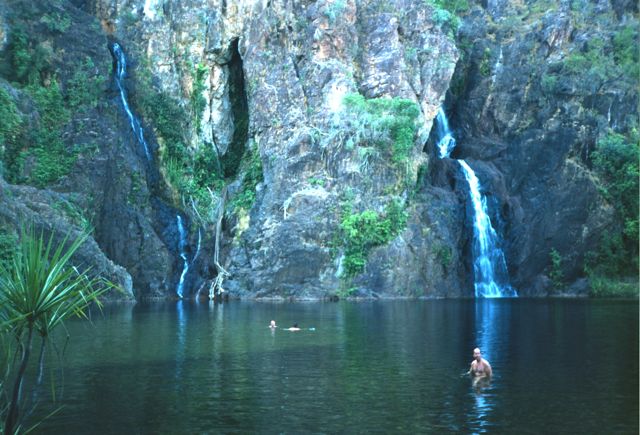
[0,177,134,300]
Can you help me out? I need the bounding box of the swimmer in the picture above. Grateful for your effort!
[286,323,301,331]
[269,320,277,329]
[469,347,492,379]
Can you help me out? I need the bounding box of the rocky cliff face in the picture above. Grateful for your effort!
[79,0,466,298]
[0,0,636,299]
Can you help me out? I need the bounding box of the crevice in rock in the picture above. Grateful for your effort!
[220,38,249,178]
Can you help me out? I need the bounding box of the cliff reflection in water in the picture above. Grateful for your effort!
[30,300,638,434]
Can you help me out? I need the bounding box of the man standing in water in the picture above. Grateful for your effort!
[469,347,492,379]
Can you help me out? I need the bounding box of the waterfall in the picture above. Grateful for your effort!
[112,43,152,160]
[176,215,189,298]
[434,109,517,298]
[490,47,503,87]
[436,108,456,158]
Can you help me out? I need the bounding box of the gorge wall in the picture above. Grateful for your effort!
[0,0,637,299]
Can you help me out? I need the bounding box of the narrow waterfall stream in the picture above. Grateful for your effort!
[111,42,195,298]
[112,43,152,160]
[435,109,517,298]
[176,215,189,299]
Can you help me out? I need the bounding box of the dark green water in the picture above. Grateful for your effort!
[29,299,638,433]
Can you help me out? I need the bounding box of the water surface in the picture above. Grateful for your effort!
[30,299,638,433]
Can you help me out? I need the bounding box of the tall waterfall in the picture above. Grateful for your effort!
[435,109,517,298]
[176,215,189,299]
[112,43,152,160]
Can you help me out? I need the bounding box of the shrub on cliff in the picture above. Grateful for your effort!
[339,200,408,277]
[586,130,639,296]
[424,0,469,38]
[0,88,23,179]
[341,93,421,167]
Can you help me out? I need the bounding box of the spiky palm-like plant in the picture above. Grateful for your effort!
[0,227,111,434]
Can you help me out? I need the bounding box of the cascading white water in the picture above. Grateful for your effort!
[112,43,152,160]
[435,108,517,298]
[176,215,189,298]
[436,108,457,158]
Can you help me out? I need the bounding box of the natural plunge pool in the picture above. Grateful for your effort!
[29,299,638,433]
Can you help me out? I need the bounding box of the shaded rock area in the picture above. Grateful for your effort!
[0,177,134,300]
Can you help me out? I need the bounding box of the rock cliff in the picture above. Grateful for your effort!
[0,0,636,299]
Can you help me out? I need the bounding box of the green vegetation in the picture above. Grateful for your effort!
[229,142,263,212]
[339,200,408,277]
[561,26,639,92]
[549,248,564,290]
[341,93,421,167]
[190,63,208,134]
[540,73,558,94]
[612,24,639,81]
[40,12,71,34]
[592,132,639,241]
[433,244,452,269]
[478,47,492,77]
[135,65,224,218]
[52,199,93,234]
[308,177,325,187]
[529,0,558,15]
[6,27,54,85]
[1,29,108,188]
[0,227,17,272]
[424,0,469,38]
[587,275,638,298]
[66,57,105,110]
[585,131,639,297]
[0,227,110,433]
[0,88,23,178]
[20,83,77,187]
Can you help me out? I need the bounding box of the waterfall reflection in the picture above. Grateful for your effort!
[175,300,186,383]
[469,299,503,433]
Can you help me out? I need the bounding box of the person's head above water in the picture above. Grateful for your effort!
[473,348,482,362]
[269,320,277,328]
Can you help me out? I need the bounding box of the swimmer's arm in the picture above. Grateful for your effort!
[468,361,476,375]
[485,361,493,377]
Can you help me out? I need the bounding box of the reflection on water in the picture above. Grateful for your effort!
[470,300,513,433]
[472,377,491,433]
[29,300,637,434]
[175,300,186,382]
